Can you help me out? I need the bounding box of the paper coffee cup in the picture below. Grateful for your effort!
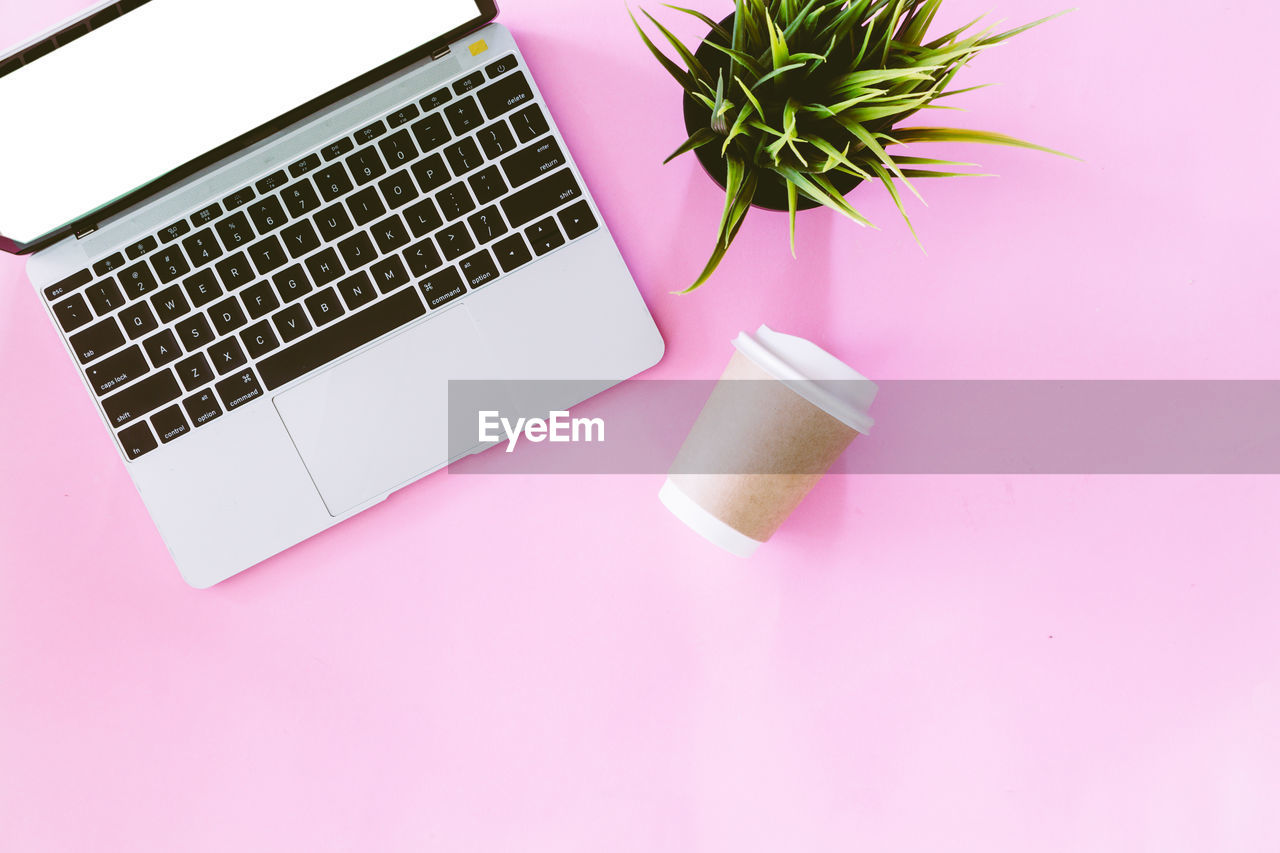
[660,325,877,556]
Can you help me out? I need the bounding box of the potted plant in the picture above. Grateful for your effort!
[632,0,1070,291]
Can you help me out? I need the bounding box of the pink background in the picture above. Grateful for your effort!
[2,0,1279,850]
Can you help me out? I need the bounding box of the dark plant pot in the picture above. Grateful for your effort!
[681,13,862,212]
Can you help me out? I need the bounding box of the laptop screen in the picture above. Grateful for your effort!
[0,0,487,248]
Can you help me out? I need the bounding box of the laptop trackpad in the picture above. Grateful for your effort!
[273,306,502,516]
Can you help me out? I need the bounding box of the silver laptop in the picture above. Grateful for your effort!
[0,0,664,587]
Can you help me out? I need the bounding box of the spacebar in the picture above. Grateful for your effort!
[258,288,426,390]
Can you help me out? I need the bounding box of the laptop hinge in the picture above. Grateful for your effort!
[74,225,98,239]
[431,45,452,61]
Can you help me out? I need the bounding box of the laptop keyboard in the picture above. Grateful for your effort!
[41,54,601,461]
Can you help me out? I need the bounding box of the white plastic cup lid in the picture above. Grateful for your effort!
[731,325,878,434]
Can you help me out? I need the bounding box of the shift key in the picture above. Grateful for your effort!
[501,137,565,188]
[501,169,582,228]
[102,370,181,428]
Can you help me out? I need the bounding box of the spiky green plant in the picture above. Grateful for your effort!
[632,0,1071,291]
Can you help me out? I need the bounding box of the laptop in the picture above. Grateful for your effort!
[0,0,665,587]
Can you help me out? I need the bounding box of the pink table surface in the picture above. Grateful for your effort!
[2,1,1279,850]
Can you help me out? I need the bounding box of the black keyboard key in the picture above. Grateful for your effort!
[371,255,410,294]
[103,370,181,428]
[152,247,191,284]
[241,280,280,319]
[371,215,410,254]
[315,203,354,242]
[44,268,91,302]
[70,317,124,363]
[53,293,93,332]
[281,218,321,258]
[281,180,321,218]
[208,337,248,374]
[86,278,125,315]
[151,404,190,444]
[214,368,264,411]
[118,422,158,460]
[346,147,387,186]
[247,196,287,235]
[240,320,280,359]
[209,296,248,336]
[85,345,148,396]
[378,169,419,210]
[444,138,483,175]
[411,153,450,194]
[322,137,355,161]
[214,211,255,249]
[337,271,377,310]
[469,166,508,205]
[453,70,485,95]
[273,303,312,343]
[347,186,386,226]
[502,137,566,188]
[493,233,533,272]
[305,286,345,327]
[158,219,191,244]
[289,152,322,178]
[182,228,223,268]
[410,113,451,152]
[223,185,255,211]
[527,217,566,256]
[175,353,214,391]
[305,247,344,286]
[92,253,125,276]
[485,54,518,79]
[247,235,287,275]
[143,329,182,367]
[337,231,377,270]
[175,313,214,352]
[502,169,583,227]
[213,251,254,291]
[255,170,288,194]
[478,121,517,159]
[272,264,313,303]
[118,262,159,299]
[510,104,549,143]
[354,120,386,145]
[378,130,418,168]
[478,72,534,120]
[421,87,451,111]
[467,206,508,244]
[445,97,483,135]
[459,250,500,289]
[191,202,222,227]
[403,198,442,238]
[125,237,157,261]
[437,183,476,221]
[404,238,442,278]
[386,103,420,128]
[259,287,426,390]
[558,200,599,240]
[183,389,223,428]
[420,267,466,310]
[437,222,475,261]
[119,301,158,339]
[315,162,353,201]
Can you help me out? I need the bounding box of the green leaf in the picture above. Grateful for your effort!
[629,8,697,94]
[661,4,732,43]
[889,126,1079,159]
[641,8,714,84]
[664,127,719,164]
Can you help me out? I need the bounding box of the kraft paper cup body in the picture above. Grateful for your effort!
[661,326,877,556]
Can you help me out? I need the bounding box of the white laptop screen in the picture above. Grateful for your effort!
[0,0,485,246]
